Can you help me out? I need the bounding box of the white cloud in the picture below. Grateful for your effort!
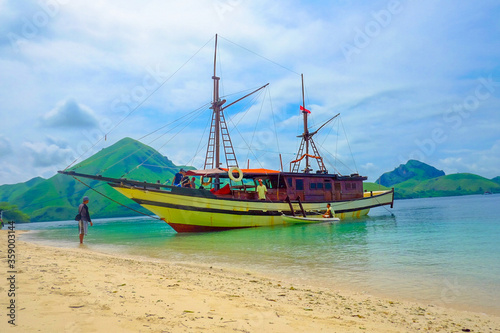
[439,141,500,179]
[40,98,99,128]
[22,140,74,168]
[1,0,500,184]
[0,136,12,156]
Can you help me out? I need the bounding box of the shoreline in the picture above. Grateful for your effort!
[1,231,499,332]
[20,227,500,318]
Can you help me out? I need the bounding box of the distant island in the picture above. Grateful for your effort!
[367,160,500,199]
[1,138,498,222]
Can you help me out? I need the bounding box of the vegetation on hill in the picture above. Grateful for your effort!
[0,202,30,223]
[363,182,391,192]
[1,137,498,222]
[372,159,500,199]
[0,137,192,222]
[0,177,45,202]
[376,160,445,187]
[394,173,500,199]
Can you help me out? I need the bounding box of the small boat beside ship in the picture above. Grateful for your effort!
[281,215,340,224]
[60,35,394,232]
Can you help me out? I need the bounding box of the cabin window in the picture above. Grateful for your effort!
[296,179,304,190]
[345,182,356,190]
[310,182,327,190]
[277,176,287,189]
[268,176,287,189]
[287,178,293,187]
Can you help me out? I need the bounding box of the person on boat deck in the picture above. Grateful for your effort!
[172,168,185,187]
[323,203,334,218]
[78,196,93,244]
[181,172,191,187]
[256,179,267,200]
[190,177,196,188]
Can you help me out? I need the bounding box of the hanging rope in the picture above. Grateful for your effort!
[268,88,282,162]
[244,91,265,162]
[339,116,358,174]
[218,35,301,76]
[64,36,216,171]
[72,176,162,220]
[187,109,213,169]
[72,102,210,175]
[120,106,207,178]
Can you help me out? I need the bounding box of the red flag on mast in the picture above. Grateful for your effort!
[300,105,311,114]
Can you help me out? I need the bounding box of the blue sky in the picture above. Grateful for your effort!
[1,0,499,185]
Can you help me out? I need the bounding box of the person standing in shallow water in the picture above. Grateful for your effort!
[78,196,93,244]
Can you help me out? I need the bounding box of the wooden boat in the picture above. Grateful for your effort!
[59,35,394,232]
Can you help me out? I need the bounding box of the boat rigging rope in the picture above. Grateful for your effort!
[340,116,358,174]
[119,106,207,178]
[313,114,358,175]
[72,176,162,221]
[372,193,396,217]
[244,90,265,163]
[226,116,267,170]
[318,144,353,175]
[218,35,301,76]
[115,107,208,176]
[268,88,282,164]
[63,36,215,172]
[77,104,210,176]
[186,110,213,169]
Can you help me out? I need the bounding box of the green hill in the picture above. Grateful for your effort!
[363,182,390,192]
[0,177,45,202]
[373,160,500,199]
[376,160,445,187]
[0,137,192,222]
[394,173,500,199]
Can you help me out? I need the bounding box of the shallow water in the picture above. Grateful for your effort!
[17,194,500,315]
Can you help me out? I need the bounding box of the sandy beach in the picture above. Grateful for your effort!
[1,230,499,332]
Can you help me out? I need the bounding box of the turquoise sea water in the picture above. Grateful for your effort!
[18,194,500,315]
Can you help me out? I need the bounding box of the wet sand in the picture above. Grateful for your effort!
[1,230,499,332]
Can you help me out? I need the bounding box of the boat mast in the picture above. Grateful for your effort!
[301,74,311,173]
[290,74,329,174]
[213,34,221,172]
[212,34,222,190]
[203,35,269,188]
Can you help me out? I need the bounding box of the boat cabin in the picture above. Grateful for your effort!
[186,168,366,203]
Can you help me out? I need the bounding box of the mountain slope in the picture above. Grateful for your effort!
[0,177,45,202]
[363,182,390,192]
[1,137,192,222]
[376,160,445,187]
[394,173,500,199]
